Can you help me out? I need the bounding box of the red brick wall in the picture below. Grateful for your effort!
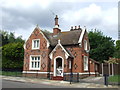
[23,27,97,78]
[89,60,95,72]
[89,58,100,74]
[53,28,61,35]
[67,31,90,73]
[50,45,67,73]
[66,45,83,73]
[23,27,50,72]
[22,73,48,78]
[50,30,91,74]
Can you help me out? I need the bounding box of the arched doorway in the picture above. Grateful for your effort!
[54,56,64,77]
[56,58,62,69]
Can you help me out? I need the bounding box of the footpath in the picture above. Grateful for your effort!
[1,75,119,88]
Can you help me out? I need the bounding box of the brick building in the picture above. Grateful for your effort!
[23,15,99,80]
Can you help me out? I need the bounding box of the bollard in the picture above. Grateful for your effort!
[49,73,51,80]
[70,73,73,84]
[104,74,109,86]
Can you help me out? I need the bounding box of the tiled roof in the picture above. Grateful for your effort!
[65,47,74,58]
[42,30,82,46]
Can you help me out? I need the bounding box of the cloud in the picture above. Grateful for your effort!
[62,4,102,26]
[1,0,53,9]
[61,3,118,40]
[1,0,118,41]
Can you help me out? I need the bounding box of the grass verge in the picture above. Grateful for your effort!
[0,71,22,77]
[108,75,120,83]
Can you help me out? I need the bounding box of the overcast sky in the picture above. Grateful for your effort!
[1,0,119,41]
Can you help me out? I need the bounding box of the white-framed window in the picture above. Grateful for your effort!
[84,56,88,71]
[84,40,87,51]
[29,55,41,70]
[69,60,71,69]
[32,39,40,49]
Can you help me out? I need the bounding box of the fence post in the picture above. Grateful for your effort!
[48,72,51,80]
[70,73,73,84]
[108,63,110,76]
[102,63,104,76]
[63,73,66,81]
[77,73,79,82]
[112,63,114,76]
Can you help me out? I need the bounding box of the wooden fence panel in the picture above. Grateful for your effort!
[99,63,120,76]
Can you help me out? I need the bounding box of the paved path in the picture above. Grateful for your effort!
[2,79,69,88]
[79,76,104,84]
[1,75,119,88]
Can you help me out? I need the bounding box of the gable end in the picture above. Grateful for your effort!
[49,40,71,60]
[78,27,86,47]
[24,26,50,49]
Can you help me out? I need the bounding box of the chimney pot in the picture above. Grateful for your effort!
[71,26,73,29]
[70,26,73,31]
[78,25,80,29]
[55,15,58,19]
[53,15,61,35]
[55,15,59,26]
[75,26,77,29]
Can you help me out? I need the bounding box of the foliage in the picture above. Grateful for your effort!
[104,58,120,64]
[0,30,9,46]
[2,42,24,60]
[1,30,25,70]
[0,30,24,46]
[113,40,120,58]
[116,40,120,50]
[88,29,115,62]
[113,50,120,59]
[2,42,24,69]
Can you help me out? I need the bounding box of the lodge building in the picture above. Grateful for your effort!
[23,15,99,80]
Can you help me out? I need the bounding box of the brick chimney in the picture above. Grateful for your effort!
[53,15,61,35]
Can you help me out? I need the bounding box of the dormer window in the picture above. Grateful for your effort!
[32,39,40,49]
[84,40,87,51]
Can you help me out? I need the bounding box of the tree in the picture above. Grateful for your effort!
[1,30,25,70]
[0,30,9,46]
[116,40,120,50]
[15,36,24,43]
[2,42,24,69]
[88,30,115,62]
[113,40,120,58]
[8,32,15,43]
[0,30,24,46]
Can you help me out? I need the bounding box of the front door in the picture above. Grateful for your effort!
[55,57,63,77]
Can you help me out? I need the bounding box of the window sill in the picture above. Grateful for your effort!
[32,48,40,50]
[29,68,40,70]
[84,69,88,71]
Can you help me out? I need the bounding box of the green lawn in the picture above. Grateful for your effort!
[108,75,120,83]
[0,71,22,77]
